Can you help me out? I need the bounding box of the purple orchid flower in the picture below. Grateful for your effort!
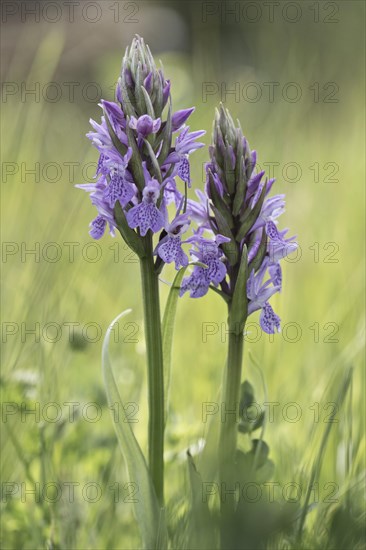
[163,126,206,187]
[102,148,136,208]
[87,101,127,155]
[247,260,281,333]
[183,105,297,336]
[126,176,165,236]
[260,302,281,334]
[154,213,190,269]
[76,174,117,239]
[187,190,211,228]
[162,178,183,207]
[265,222,298,264]
[180,234,230,298]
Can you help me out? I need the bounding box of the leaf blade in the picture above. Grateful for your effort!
[102,310,167,550]
[161,266,189,425]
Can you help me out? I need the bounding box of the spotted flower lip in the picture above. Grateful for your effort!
[155,235,189,269]
[103,172,135,208]
[260,302,281,334]
[154,212,191,269]
[89,215,107,240]
[126,178,166,237]
[179,267,211,298]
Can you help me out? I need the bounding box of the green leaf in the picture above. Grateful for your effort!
[296,367,353,541]
[236,181,267,242]
[158,103,172,166]
[161,265,189,425]
[104,109,128,159]
[143,138,163,183]
[232,157,247,217]
[236,448,274,484]
[185,451,216,549]
[196,382,223,490]
[119,71,137,118]
[114,202,145,259]
[238,380,265,434]
[141,86,156,119]
[207,169,234,229]
[211,205,238,266]
[209,284,230,303]
[248,228,267,274]
[229,245,248,333]
[135,63,145,114]
[245,140,255,181]
[102,310,168,550]
[153,67,164,117]
[223,147,236,194]
[161,262,208,424]
[126,120,145,191]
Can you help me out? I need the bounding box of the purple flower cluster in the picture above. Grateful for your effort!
[180,106,297,334]
[77,37,297,335]
[77,36,205,269]
[180,234,230,298]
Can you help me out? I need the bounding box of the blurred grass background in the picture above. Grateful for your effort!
[1,1,365,548]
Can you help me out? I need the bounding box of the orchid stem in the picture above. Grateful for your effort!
[140,234,164,507]
[219,308,244,549]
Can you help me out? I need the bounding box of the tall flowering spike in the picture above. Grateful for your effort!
[183,104,297,334]
[117,35,169,119]
[77,34,205,260]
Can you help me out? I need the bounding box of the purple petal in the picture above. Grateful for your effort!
[144,72,153,93]
[103,173,135,208]
[207,258,227,285]
[268,263,282,289]
[260,302,281,334]
[155,235,188,269]
[89,216,107,240]
[178,156,191,185]
[266,221,282,241]
[163,80,171,106]
[172,107,195,131]
[126,202,165,236]
[180,268,210,298]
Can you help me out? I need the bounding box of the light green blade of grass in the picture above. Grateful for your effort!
[102,309,168,550]
[296,367,353,540]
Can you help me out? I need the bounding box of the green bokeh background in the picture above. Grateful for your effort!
[1,1,365,548]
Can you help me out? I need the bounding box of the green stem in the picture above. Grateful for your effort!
[219,306,244,549]
[139,234,165,507]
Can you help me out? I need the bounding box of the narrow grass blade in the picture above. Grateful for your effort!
[185,451,216,549]
[102,309,167,550]
[161,264,191,425]
[296,367,353,540]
